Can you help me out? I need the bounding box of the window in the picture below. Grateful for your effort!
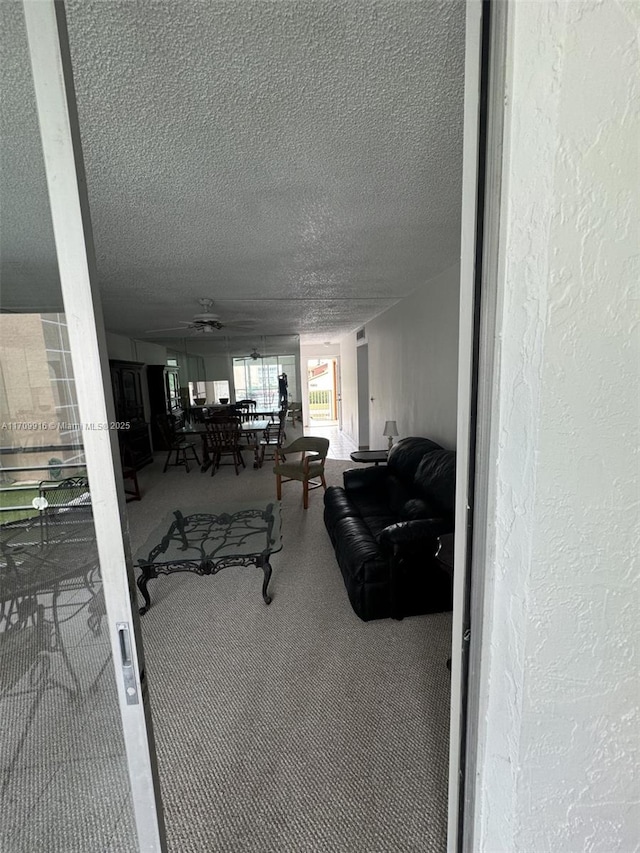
[187,380,230,406]
[188,381,206,404]
[210,380,230,403]
[233,355,296,410]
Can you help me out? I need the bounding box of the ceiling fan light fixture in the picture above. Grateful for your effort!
[143,297,254,336]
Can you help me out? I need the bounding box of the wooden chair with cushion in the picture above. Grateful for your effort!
[273,436,329,509]
[155,414,200,473]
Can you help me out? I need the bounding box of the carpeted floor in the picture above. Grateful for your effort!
[126,437,452,852]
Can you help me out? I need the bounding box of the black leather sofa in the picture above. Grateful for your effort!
[323,437,455,621]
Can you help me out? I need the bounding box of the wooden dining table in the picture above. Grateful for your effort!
[176,419,272,472]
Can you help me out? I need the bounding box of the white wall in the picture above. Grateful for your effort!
[203,354,233,399]
[133,340,167,366]
[365,263,460,448]
[339,333,358,444]
[338,265,460,450]
[472,2,639,851]
[105,331,134,362]
[105,331,166,366]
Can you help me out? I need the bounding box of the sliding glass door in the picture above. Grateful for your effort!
[0,313,148,851]
[233,354,298,410]
[1,3,164,850]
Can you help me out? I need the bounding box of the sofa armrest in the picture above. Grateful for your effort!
[343,466,389,491]
[376,518,452,551]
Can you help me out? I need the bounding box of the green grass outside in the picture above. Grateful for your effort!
[0,485,40,524]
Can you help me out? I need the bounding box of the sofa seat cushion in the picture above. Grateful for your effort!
[362,515,399,540]
[349,492,396,519]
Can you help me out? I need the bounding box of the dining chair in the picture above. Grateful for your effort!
[205,421,246,475]
[155,414,201,473]
[287,401,303,427]
[275,407,287,442]
[258,419,287,466]
[273,436,329,509]
[207,412,240,424]
[233,400,256,422]
[235,401,259,445]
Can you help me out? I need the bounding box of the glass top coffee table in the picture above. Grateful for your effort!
[134,501,281,615]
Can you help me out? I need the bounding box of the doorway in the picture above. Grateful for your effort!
[306,357,339,426]
[4,1,495,850]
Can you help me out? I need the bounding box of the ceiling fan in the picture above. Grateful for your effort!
[249,346,262,360]
[144,298,255,336]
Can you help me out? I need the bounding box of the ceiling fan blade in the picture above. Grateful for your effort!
[224,320,258,330]
[144,325,192,334]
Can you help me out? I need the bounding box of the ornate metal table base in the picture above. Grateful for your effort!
[135,505,280,615]
[136,554,272,615]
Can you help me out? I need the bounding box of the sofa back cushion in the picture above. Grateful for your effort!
[386,475,415,516]
[387,437,443,486]
[414,449,456,516]
[400,497,440,520]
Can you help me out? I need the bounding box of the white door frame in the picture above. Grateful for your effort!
[448,0,510,850]
[24,2,166,848]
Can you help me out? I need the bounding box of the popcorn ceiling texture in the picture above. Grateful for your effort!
[474,2,639,851]
[1,1,465,341]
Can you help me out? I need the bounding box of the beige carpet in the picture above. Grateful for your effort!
[126,443,452,852]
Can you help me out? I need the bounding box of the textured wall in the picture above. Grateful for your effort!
[473,1,639,850]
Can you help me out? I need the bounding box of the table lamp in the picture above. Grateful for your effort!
[383,420,398,450]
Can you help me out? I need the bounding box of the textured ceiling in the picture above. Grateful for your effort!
[0,0,465,344]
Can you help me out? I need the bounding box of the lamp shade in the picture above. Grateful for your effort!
[383,420,398,450]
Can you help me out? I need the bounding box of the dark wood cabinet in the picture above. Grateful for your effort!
[147,365,183,450]
[109,360,153,469]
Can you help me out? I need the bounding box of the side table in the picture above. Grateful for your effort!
[349,450,389,466]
